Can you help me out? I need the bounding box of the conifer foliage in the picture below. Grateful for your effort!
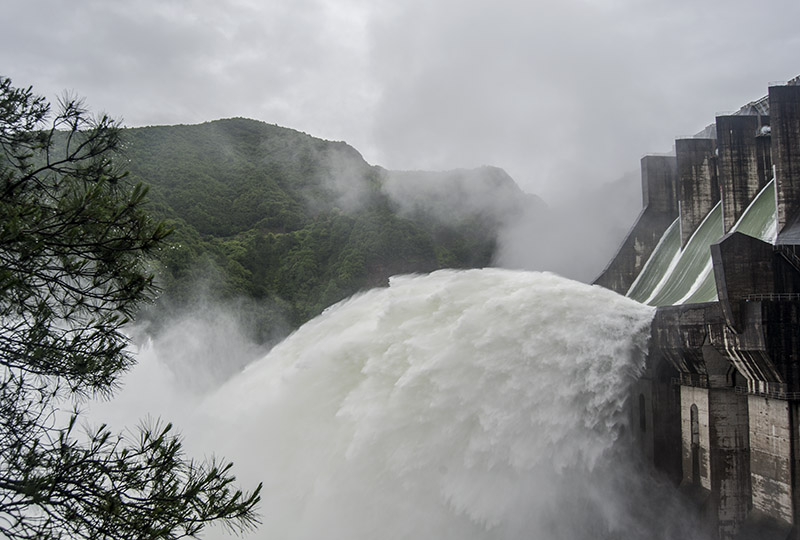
[0,77,261,539]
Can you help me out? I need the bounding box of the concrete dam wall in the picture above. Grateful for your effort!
[596,77,800,540]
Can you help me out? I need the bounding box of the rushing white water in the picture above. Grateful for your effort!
[94,268,703,540]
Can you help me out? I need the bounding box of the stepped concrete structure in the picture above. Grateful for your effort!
[597,78,800,540]
[677,138,719,247]
[594,155,678,293]
[716,114,772,233]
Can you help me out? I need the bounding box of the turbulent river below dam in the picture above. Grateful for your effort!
[92,268,706,540]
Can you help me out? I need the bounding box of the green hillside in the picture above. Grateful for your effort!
[121,118,538,342]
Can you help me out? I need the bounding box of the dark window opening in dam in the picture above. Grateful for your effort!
[639,393,646,432]
[690,404,700,486]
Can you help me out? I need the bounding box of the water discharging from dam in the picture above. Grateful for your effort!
[99,269,706,540]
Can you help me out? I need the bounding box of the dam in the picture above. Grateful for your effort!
[596,77,800,539]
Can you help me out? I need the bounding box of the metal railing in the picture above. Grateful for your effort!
[734,386,800,401]
[672,374,709,388]
[743,293,800,301]
[736,95,770,116]
[672,381,800,400]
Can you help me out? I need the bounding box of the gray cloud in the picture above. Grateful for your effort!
[2,0,798,207]
[363,0,800,199]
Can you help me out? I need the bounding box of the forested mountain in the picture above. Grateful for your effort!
[121,118,543,343]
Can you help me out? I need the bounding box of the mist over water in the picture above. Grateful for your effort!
[94,269,703,540]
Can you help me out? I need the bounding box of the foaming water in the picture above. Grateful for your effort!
[94,269,703,539]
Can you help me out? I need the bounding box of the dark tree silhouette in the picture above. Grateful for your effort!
[0,76,261,540]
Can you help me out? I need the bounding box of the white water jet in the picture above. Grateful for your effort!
[94,268,703,540]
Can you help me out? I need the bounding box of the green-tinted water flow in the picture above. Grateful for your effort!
[733,180,777,242]
[626,218,680,303]
[648,202,723,306]
[627,179,777,306]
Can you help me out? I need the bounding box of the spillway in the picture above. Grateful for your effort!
[627,217,680,303]
[648,201,723,306]
[629,179,777,306]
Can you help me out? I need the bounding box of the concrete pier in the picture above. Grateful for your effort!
[771,85,800,236]
[747,396,795,523]
[676,138,719,247]
[651,303,753,538]
[631,349,682,484]
[594,155,678,294]
[716,115,772,233]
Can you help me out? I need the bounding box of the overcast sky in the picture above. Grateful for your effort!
[2,0,799,201]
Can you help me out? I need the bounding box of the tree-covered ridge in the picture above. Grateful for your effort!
[121,118,540,338]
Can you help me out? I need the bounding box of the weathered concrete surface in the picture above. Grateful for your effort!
[709,232,800,396]
[642,154,680,213]
[759,302,800,392]
[652,303,768,538]
[737,510,793,540]
[711,232,776,332]
[748,396,793,524]
[708,388,750,539]
[677,138,719,247]
[652,303,752,538]
[632,347,682,484]
[771,85,800,235]
[594,155,678,293]
[682,386,712,490]
[651,353,683,483]
[650,289,800,539]
[716,115,772,233]
[651,303,724,375]
[717,301,800,396]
